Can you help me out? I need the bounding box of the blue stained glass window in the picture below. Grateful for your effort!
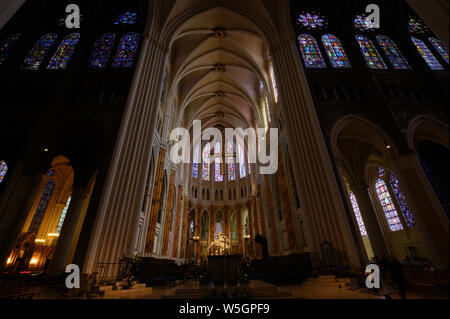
[356,35,387,70]
[202,144,211,181]
[114,11,138,25]
[350,192,368,236]
[321,34,351,68]
[28,179,55,234]
[47,33,80,70]
[238,144,247,179]
[0,33,21,65]
[375,178,403,232]
[389,173,416,228]
[193,144,200,179]
[56,195,71,233]
[411,37,444,70]
[22,34,58,70]
[378,167,386,178]
[0,161,8,184]
[298,34,326,69]
[421,160,449,216]
[429,37,449,64]
[409,17,430,34]
[89,33,116,69]
[112,32,140,68]
[215,143,223,182]
[376,35,411,70]
[354,15,376,32]
[227,142,236,182]
[297,12,327,30]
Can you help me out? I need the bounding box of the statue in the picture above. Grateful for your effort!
[208,233,231,256]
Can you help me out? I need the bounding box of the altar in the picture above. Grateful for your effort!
[206,233,241,284]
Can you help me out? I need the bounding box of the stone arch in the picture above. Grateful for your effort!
[407,115,449,150]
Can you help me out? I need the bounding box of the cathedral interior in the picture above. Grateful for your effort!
[0,0,448,300]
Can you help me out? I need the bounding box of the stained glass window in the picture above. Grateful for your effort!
[389,173,416,228]
[28,179,55,234]
[297,12,327,30]
[261,96,270,128]
[89,33,116,69]
[269,64,279,102]
[429,37,449,64]
[375,179,403,232]
[298,34,327,69]
[356,35,387,70]
[202,144,211,181]
[193,144,200,179]
[354,15,376,32]
[112,32,140,68]
[56,195,72,233]
[47,33,80,70]
[0,161,7,184]
[321,34,351,69]
[114,11,138,25]
[411,37,444,70]
[350,193,368,236]
[227,142,236,182]
[215,143,223,182]
[376,35,411,70]
[409,17,430,34]
[421,160,449,216]
[378,166,386,178]
[0,33,21,65]
[238,144,247,179]
[22,34,58,70]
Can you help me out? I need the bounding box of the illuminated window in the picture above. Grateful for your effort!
[297,12,327,30]
[28,179,55,234]
[389,173,416,228]
[298,34,327,69]
[411,37,444,70]
[89,33,116,69]
[409,17,430,34]
[376,35,411,70]
[261,96,270,128]
[56,195,72,233]
[203,144,211,181]
[22,34,58,70]
[215,143,223,182]
[269,63,279,103]
[350,193,368,236]
[227,142,236,181]
[321,34,351,69]
[429,37,449,64]
[354,14,377,32]
[47,33,80,70]
[375,179,403,232]
[114,11,138,25]
[112,32,140,68]
[356,35,387,70]
[193,144,200,179]
[0,161,7,184]
[0,33,21,65]
[238,144,247,179]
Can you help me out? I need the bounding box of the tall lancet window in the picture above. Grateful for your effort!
[429,38,449,65]
[192,144,200,179]
[22,34,58,70]
[0,33,21,65]
[238,144,247,179]
[215,142,223,182]
[0,161,8,184]
[356,35,387,70]
[28,179,55,234]
[47,33,80,69]
[321,34,351,68]
[411,37,444,70]
[376,35,411,70]
[269,63,279,103]
[298,34,326,69]
[112,32,140,68]
[389,173,416,228]
[227,142,236,181]
[56,195,72,233]
[202,143,211,181]
[375,167,403,232]
[350,193,367,236]
[89,33,116,69]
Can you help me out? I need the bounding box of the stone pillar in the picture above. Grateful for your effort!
[171,185,183,258]
[161,170,176,257]
[277,150,298,251]
[209,206,216,244]
[48,187,89,276]
[195,206,202,261]
[178,197,189,259]
[263,175,280,255]
[145,148,167,254]
[350,183,390,259]
[224,206,230,240]
[237,206,243,255]
[390,155,449,269]
[0,0,25,30]
[250,198,257,258]
[256,184,267,256]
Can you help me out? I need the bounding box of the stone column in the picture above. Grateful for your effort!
[178,197,189,259]
[249,198,257,258]
[48,187,89,276]
[256,186,265,258]
[209,206,216,243]
[161,170,176,257]
[195,206,202,261]
[0,0,25,30]
[224,206,230,240]
[171,185,183,258]
[263,175,280,255]
[350,183,390,259]
[237,206,243,256]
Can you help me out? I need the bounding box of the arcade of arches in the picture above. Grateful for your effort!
[0,0,448,282]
